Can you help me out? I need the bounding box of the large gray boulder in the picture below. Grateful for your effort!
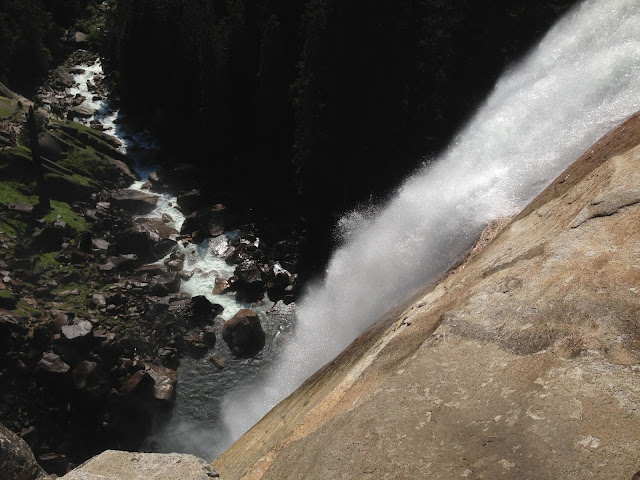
[60,450,220,480]
[0,422,49,480]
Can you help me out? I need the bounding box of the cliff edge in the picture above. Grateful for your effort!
[213,112,640,480]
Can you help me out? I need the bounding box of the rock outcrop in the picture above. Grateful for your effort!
[0,422,49,480]
[213,113,640,479]
[60,450,221,480]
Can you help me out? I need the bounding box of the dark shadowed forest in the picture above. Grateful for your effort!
[1,0,580,271]
[99,0,580,271]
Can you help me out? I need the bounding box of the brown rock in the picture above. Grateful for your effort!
[144,363,178,403]
[214,113,640,479]
[212,277,230,295]
[209,354,225,370]
[222,309,265,358]
[68,105,93,119]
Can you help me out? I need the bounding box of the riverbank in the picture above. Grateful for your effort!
[0,49,303,476]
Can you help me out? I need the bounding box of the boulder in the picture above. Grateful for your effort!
[133,218,178,241]
[60,319,93,343]
[179,206,225,242]
[73,31,88,43]
[176,189,202,215]
[143,363,178,403]
[266,264,292,302]
[225,242,267,265]
[112,228,154,262]
[71,94,86,106]
[98,254,139,272]
[231,261,267,303]
[212,277,230,295]
[222,309,265,358]
[0,422,49,480]
[54,68,75,88]
[164,252,184,271]
[189,295,223,321]
[37,352,70,374]
[110,189,158,215]
[67,105,94,120]
[150,272,181,296]
[60,450,220,480]
[113,221,177,262]
[87,293,106,309]
[91,238,110,252]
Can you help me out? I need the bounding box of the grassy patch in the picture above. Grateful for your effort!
[0,97,27,120]
[45,200,90,233]
[59,148,106,179]
[0,180,35,205]
[71,173,93,187]
[0,99,13,117]
[34,251,61,271]
[14,300,42,321]
[0,216,26,238]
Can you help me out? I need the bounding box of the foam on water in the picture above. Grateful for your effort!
[217,0,640,456]
[69,60,159,153]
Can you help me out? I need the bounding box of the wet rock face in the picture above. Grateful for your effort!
[0,422,49,480]
[222,309,265,358]
[110,189,159,215]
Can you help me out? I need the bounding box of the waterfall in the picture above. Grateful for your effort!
[216,0,640,457]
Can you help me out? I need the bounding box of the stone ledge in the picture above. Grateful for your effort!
[61,450,221,480]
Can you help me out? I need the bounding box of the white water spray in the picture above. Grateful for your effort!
[218,0,640,454]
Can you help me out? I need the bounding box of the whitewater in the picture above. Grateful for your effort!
[217,0,640,457]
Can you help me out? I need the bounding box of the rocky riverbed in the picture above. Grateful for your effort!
[0,50,303,477]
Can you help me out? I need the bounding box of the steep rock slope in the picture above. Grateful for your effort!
[214,113,640,480]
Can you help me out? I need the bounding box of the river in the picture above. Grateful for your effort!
[68,58,296,459]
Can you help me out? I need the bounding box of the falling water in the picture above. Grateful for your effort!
[217,0,640,457]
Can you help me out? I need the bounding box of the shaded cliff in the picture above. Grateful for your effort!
[213,112,640,480]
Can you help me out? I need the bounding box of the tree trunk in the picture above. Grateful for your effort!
[27,106,50,212]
